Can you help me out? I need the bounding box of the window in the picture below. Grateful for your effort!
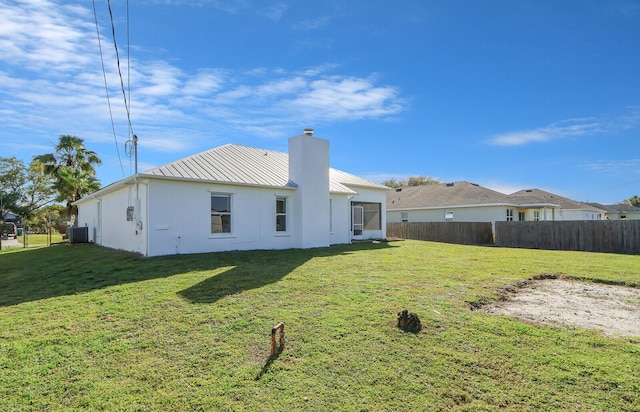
[518,211,525,221]
[276,197,287,232]
[211,194,231,233]
[401,212,408,223]
[363,203,381,230]
[444,211,454,221]
[352,202,381,231]
[506,209,514,221]
[534,210,540,221]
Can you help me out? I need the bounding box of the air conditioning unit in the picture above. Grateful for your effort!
[69,227,89,244]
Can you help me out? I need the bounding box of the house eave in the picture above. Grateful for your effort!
[388,202,561,211]
[73,173,298,206]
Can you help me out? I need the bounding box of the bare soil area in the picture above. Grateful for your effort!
[483,279,640,338]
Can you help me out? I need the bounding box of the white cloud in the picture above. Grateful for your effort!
[486,111,640,147]
[182,69,225,96]
[264,2,289,21]
[579,159,640,174]
[0,0,405,161]
[487,118,602,146]
[294,15,331,31]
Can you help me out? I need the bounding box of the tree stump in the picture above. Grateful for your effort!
[397,309,422,333]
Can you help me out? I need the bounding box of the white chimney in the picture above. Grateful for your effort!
[288,129,330,249]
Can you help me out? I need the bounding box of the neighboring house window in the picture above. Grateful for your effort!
[211,194,231,233]
[444,211,454,221]
[401,212,408,223]
[276,197,287,232]
[534,211,540,221]
[506,209,514,221]
[352,202,381,230]
[518,211,525,221]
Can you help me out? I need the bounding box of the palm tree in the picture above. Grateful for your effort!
[33,135,102,220]
[624,195,640,208]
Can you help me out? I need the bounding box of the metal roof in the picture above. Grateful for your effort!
[140,144,385,194]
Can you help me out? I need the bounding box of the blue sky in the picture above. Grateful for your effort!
[1,0,639,204]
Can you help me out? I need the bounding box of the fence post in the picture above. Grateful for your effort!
[270,322,285,355]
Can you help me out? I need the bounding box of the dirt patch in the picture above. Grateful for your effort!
[483,279,640,338]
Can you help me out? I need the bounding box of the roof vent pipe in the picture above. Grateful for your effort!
[303,128,314,136]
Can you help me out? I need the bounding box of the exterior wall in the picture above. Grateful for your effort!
[76,182,148,255]
[387,205,560,224]
[388,205,507,224]
[146,179,299,256]
[606,211,640,220]
[555,209,604,221]
[350,187,388,240]
[329,194,351,245]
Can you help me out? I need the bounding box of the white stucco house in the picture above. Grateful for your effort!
[75,130,388,256]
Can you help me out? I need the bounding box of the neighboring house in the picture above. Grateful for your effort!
[75,130,388,256]
[509,189,605,221]
[386,181,559,224]
[2,212,21,225]
[587,203,640,220]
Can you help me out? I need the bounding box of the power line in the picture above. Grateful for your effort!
[127,0,133,175]
[92,0,125,177]
[580,178,640,200]
[107,0,135,142]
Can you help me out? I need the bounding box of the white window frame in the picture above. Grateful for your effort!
[506,209,514,221]
[401,212,408,223]
[534,210,540,221]
[276,196,287,233]
[210,193,232,235]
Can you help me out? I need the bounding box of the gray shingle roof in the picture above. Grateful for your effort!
[587,203,640,213]
[509,189,604,211]
[386,181,587,210]
[141,144,386,194]
[387,181,512,209]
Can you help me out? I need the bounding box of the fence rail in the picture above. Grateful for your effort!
[494,220,640,254]
[387,222,494,245]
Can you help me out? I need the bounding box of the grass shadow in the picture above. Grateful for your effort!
[0,241,392,307]
[177,241,392,304]
[255,351,282,381]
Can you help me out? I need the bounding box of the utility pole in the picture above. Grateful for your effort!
[133,134,138,175]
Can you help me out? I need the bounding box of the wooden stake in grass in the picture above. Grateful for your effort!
[271,322,285,355]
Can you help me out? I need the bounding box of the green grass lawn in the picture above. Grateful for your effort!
[1,240,639,411]
[16,233,64,246]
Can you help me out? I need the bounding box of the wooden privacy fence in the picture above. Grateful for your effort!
[387,222,494,245]
[495,220,640,254]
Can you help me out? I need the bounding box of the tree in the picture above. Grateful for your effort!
[0,157,55,222]
[382,175,441,188]
[29,204,66,233]
[624,195,640,208]
[33,135,102,219]
[0,156,26,222]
